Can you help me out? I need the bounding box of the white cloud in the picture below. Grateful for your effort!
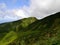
[13,9,29,18]
[25,0,60,19]
[0,3,29,23]
[0,9,26,23]
[0,0,60,23]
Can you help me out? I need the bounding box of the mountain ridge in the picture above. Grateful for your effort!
[0,12,60,45]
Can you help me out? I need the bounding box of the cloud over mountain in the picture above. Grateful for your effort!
[26,0,60,19]
[0,0,60,23]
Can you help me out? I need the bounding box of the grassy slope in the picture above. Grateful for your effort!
[0,17,37,45]
[0,12,60,45]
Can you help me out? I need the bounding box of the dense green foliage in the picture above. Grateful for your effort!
[0,12,60,45]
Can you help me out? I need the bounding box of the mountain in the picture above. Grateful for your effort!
[0,17,37,33]
[0,12,60,45]
[0,17,37,45]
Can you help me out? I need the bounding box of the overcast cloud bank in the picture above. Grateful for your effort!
[0,0,60,23]
[27,0,60,19]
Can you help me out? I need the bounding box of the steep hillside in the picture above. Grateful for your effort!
[24,12,60,45]
[0,17,37,33]
[0,12,60,45]
[0,17,37,45]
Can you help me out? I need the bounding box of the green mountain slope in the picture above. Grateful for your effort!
[0,12,60,45]
[24,12,60,45]
[0,17,37,33]
[0,17,37,45]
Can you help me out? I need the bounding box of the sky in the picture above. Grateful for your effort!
[0,0,60,23]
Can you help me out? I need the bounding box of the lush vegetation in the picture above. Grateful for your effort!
[0,12,60,45]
